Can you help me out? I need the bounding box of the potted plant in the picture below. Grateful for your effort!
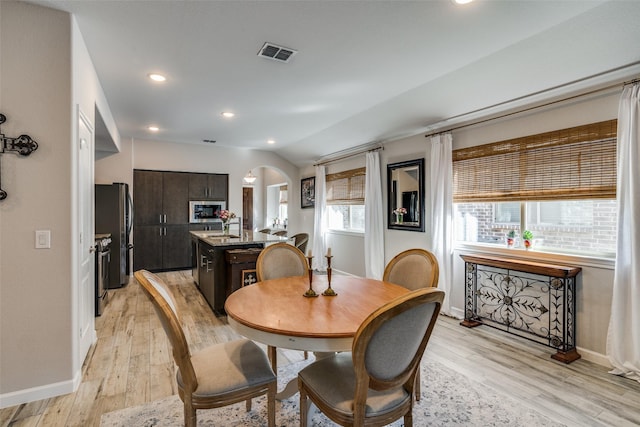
[522,230,534,249]
[506,230,516,247]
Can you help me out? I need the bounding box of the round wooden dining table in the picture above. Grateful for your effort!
[225,274,409,352]
[224,274,409,398]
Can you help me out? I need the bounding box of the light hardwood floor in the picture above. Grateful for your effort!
[2,270,639,426]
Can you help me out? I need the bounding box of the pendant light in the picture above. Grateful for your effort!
[244,170,257,184]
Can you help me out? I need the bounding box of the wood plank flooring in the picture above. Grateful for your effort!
[2,270,639,426]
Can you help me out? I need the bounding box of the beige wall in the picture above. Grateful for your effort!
[1,1,120,407]
[0,1,73,400]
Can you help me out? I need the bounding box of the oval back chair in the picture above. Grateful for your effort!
[255,242,310,364]
[255,242,308,282]
[298,287,445,427]
[291,232,309,255]
[382,248,439,400]
[135,270,276,427]
[383,248,439,291]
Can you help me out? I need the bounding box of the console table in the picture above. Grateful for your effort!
[460,254,581,363]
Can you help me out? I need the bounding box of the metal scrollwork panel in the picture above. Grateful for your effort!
[474,265,567,349]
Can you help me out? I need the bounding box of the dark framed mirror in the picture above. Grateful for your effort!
[387,158,424,232]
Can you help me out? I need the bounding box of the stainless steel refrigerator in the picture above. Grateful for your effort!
[95,183,133,288]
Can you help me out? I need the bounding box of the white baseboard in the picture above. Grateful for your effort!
[0,338,88,410]
[576,346,611,368]
[447,306,464,319]
[0,369,81,409]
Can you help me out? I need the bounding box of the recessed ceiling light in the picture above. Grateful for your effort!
[221,111,235,118]
[148,126,159,132]
[267,139,276,145]
[148,73,166,82]
[452,0,473,4]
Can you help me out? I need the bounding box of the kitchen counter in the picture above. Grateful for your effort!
[190,230,291,314]
[190,230,290,247]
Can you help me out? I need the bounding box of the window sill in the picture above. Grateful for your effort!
[454,242,615,270]
[326,229,364,237]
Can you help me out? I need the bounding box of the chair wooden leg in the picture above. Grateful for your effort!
[415,369,421,401]
[267,381,276,427]
[299,380,308,427]
[246,398,252,411]
[184,400,197,427]
[404,412,413,427]
[304,351,308,359]
[267,345,278,374]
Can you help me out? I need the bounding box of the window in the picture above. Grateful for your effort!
[326,167,365,232]
[278,185,288,224]
[453,120,617,257]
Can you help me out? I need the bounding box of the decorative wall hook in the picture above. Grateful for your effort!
[0,113,39,200]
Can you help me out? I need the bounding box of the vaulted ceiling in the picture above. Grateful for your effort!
[29,0,640,166]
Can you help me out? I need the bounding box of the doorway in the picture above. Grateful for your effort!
[243,187,253,231]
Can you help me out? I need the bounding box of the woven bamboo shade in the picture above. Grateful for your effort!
[326,167,366,205]
[453,120,617,202]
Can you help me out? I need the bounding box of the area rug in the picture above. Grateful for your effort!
[101,358,565,426]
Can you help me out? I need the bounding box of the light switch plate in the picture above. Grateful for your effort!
[35,230,51,249]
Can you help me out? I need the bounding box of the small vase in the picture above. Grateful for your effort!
[507,238,515,248]
[524,239,532,250]
[396,214,403,224]
[223,223,229,235]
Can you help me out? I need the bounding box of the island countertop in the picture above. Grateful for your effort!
[190,230,290,247]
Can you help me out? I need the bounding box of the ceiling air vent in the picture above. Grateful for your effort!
[258,42,297,63]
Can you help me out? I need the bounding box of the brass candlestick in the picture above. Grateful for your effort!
[304,256,318,297]
[322,255,337,296]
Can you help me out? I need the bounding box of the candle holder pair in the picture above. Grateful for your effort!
[304,254,337,297]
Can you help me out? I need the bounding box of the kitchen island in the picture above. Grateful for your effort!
[191,230,290,314]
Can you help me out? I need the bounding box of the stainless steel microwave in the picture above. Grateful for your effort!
[189,200,226,223]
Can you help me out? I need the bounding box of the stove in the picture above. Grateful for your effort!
[95,234,112,316]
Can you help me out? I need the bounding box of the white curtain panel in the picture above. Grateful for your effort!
[365,151,384,279]
[607,82,640,382]
[430,133,454,316]
[312,165,328,271]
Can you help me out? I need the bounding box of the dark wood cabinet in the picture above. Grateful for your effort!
[133,170,188,225]
[133,225,163,271]
[196,242,262,314]
[189,173,228,200]
[198,242,216,309]
[163,225,191,269]
[133,170,203,271]
[133,224,191,271]
[226,248,262,295]
[133,170,163,225]
[162,172,189,224]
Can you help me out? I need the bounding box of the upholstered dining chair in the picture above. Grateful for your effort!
[134,270,276,427]
[383,248,439,291]
[255,242,310,364]
[291,232,309,255]
[298,287,444,427]
[256,242,308,282]
[383,248,439,401]
[272,230,288,237]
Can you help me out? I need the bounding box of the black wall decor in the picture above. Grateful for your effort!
[0,113,39,200]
